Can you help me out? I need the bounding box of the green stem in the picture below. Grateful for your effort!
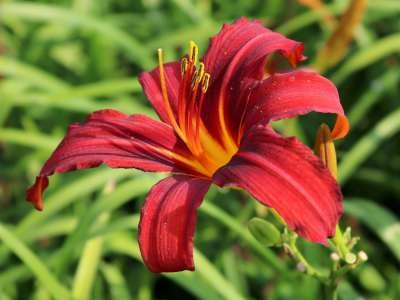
[331,225,349,258]
[287,232,328,282]
[326,282,338,300]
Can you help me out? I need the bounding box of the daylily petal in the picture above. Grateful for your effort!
[242,70,348,138]
[213,124,342,244]
[201,17,304,142]
[26,109,200,211]
[138,61,181,124]
[139,175,210,272]
[203,17,304,81]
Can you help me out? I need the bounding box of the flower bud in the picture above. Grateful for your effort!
[345,252,357,264]
[358,251,368,262]
[297,262,306,273]
[248,218,281,247]
[330,252,340,262]
[314,123,337,179]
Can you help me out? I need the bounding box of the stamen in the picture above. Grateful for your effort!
[187,71,203,154]
[194,73,210,150]
[157,42,237,176]
[157,48,186,142]
[189,41,199,64]
[191,72,198,89]
[201,73,210,93]
[195,63,205,83]
[181,58,188,75]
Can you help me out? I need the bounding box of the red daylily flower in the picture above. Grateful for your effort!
[26,18,349,273]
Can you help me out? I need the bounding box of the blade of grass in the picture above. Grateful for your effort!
[347,70,399,127]
[0,170,132,264]
[194,249,247,300]
[344,198,400,261]
[52,174,158,274]
[354,168,400,195]
[45,78,142,98]
[0,223,71,300]
[0,57,67,91]
[0,265,31,288]
[0,2,153,68]
[276,3,343,35]
[171,0,206,22]
[314,0,367,72]
[100,263,131,300]
[18,169,132,232]
[146,23,218,50]
[200,201,285,272]
[72,214,109,300]
[0,128,59,150]
[332,33,400,84]
[338,108,400,184]
[104,231,230,300]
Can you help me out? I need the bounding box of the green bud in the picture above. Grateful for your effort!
[248,218,281,247]
[345,252,357,264]
[357,251,368,262]
[330,252,340,262]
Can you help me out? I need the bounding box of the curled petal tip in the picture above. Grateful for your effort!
[331,114,350,140]
[26,176,48,211]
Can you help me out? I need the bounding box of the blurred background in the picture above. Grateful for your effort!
[0,0,399,299]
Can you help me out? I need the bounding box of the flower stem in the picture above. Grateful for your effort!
[331,225,349,258]
[286,231,328,282]
[326,281,339,300]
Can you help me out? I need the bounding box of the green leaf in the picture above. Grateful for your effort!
[347,70,399,127]
[18,169,132,232]
[100,263,131,300]
[194,250,247,300]
[339,108,400,184]
[0,57,67,91]
[332,33,400,84]
[0,223,71,300]
[0,2,153,68]
[200,202,285,272]
[104,231,222,300]
[344,198,400,261]
[358,265,387,292]
[0,128,59,150]
[72,214,109,300]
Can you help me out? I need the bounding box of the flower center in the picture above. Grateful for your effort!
[157,42,237,177]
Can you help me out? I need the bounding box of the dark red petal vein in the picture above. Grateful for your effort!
[213,125,342,244]
[26,110,197,211]
[139,175,210,272]
[242,70,347,137]
[139,61,181,124]
[201,17,304,142]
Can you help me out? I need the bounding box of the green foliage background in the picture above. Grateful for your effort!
[0,0,399,299]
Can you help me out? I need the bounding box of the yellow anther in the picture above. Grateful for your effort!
[196,63,205,82]
[201,73,210,93]
[189,41,199,64]
[191,63,205,90]
[181,58,188,75]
